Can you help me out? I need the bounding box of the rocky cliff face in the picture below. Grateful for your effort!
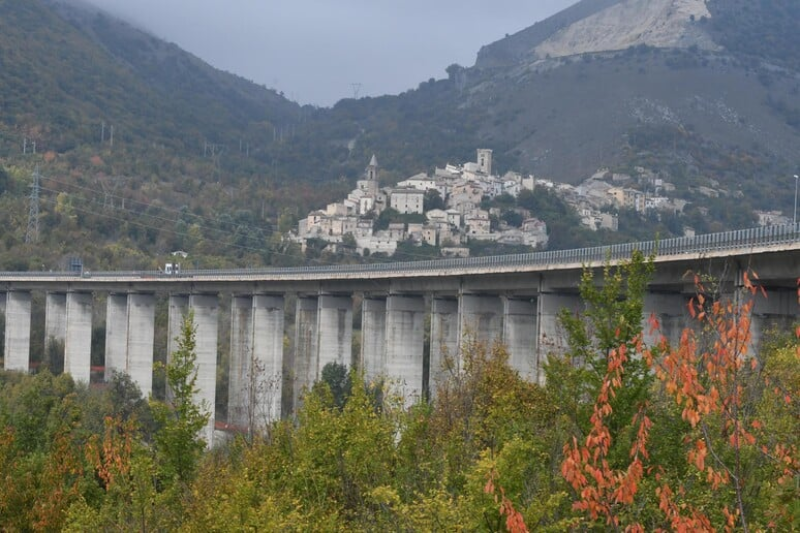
[477,0,719,69]
[532,0,719,59]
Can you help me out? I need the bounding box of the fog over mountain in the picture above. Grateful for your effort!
[78,0,577,106]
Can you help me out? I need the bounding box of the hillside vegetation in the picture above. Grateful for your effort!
[0,254,796,531]
[0,0,799,271]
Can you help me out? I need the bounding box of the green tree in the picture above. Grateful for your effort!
[423,189,445,211]
[150,311,210,484]
[550,250,657,529]
[549,249,655,453]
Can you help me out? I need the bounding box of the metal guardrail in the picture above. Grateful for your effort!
[0,224,798,280]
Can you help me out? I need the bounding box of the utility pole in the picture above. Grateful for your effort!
[351,83,362,99]
[25,165,41,244]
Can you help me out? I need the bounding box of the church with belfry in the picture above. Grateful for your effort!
[354,154,383,215]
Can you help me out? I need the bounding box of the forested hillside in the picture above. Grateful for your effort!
[1,0,799,273]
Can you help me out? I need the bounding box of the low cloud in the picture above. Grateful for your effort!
[82,0,575,106]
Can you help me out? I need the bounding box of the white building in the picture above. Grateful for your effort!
[521,218,549,247]
[390,189,425,214]
[465,210,491,238]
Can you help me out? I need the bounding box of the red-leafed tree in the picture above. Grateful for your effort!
[560,259,799,531]
[554,250,656,530]
[647,271,799,531]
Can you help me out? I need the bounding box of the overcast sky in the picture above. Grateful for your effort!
[81,0,576,107]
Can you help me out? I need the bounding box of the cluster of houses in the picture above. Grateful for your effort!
[295,149,748,257]
[294,150,549,257]
[548,167,691,232]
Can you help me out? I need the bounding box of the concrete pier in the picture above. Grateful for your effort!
[748,288,798,355]
[251,295,284,425]
[64,292,93,383]
[385,295,425,404]
[537,292,582,367]
[293,297,318,408]
[229,295,284,429]
[430,298,459,388]
[229,296,254,428]
[360,298,386,381]
[166,295,189,402]
[4,291,32,371]
[105,294,129,381]
[44,293,67,354]
[167,295,190,359]
[459,294,503,347]
[643,292,688,349]
[190,294,219,447]
[126,293,156,396]
[317,295,353,371]
[503,297,538,380]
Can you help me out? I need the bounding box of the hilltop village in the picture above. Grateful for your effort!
[294,150,549,257]
[293,148,778,258]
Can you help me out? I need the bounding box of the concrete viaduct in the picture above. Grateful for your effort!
[1,224,798,445]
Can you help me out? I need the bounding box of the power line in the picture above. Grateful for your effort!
[38,194,297,259]
[39,185,257,243]
[41,176,279,234]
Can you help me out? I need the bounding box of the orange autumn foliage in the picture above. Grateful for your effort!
[561,336,652,531]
